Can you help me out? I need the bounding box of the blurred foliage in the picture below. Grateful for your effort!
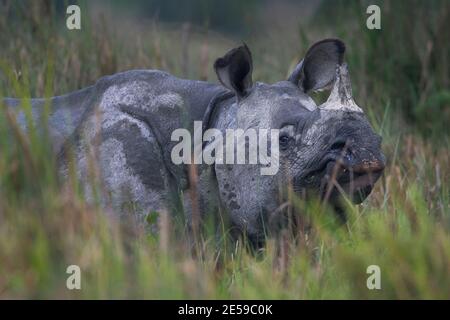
[108,0,261,34]
[313,0,450,139]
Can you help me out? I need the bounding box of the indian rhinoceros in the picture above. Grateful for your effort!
[3,39,385,245]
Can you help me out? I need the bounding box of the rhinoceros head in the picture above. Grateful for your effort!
[212,39,385,240]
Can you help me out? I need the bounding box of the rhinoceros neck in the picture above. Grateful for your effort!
[202,90,236,133]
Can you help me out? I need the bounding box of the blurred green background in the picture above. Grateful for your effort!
[2,0,449,138]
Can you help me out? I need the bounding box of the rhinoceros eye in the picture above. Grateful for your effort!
[279,135,290,148]
[279,124,295,150]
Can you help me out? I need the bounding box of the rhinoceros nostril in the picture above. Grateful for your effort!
[330,139,347,151]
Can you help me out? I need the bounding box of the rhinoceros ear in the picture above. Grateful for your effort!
[214,44,253,98]
[288,39,345,93]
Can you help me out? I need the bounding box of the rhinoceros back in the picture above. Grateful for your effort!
[2,69,224,155]
[2,85,95,152]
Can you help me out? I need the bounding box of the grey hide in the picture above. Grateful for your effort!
[2,39,385,245]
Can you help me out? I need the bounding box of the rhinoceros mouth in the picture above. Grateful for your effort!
[293,154,384,208]
[321,159,384,204]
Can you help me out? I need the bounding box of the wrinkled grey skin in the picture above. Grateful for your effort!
[3,39,385,245]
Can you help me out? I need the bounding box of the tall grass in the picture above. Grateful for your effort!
[0,1,449,299]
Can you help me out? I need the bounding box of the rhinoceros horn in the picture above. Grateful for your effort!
[320,63,363,113]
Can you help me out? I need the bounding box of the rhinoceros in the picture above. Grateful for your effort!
[3,39,385,245]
